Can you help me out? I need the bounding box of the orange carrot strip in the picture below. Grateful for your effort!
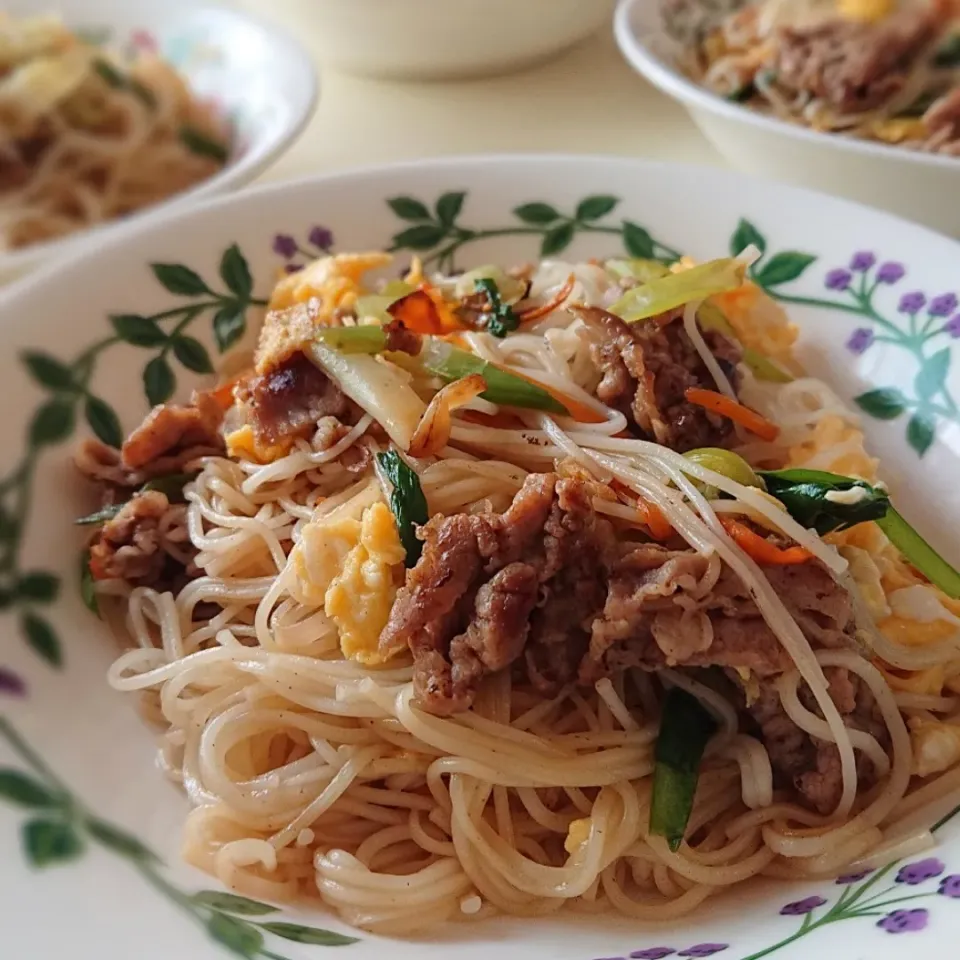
[518,274,576,323]
[719,517,812,565]
[636,497,675,541]
[684,387,780,442]
[506,367,608,423]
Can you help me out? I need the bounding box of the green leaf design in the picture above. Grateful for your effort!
[391,224,447,251]
[730,218,767,257]
[144,356,175,405]
[219,244,253,300]
[387,196,431,221]
[435,191,465,226]
[85,818,159,863]
[541,222,575,257]
[206,914,264,958]
[30,399,75,446]
[513,202,560,225]
[22,818,83,867]
[260,922,359,946]
[0,770,59,808]
[22,612,61,667]
[575,195,618,221]
[84,395,123,448]
[622,221,656,259]
[151,263,209,296]
[110,314,167,347]
[915,348,951,402]
[192,890,279,915]
[855,387,908,420]
[80,549,98,616]
[907,412,936,456]
[21,351,75,391]
[753,251,816,287]
[16,571,60,603]
[213,304,246,353]
[173,336,214,374]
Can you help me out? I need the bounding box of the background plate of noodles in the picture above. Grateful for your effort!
[2,155,960,960]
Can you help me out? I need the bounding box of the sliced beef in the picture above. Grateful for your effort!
[121,390,224,470]
[578,306,742,452]
[773,8,943,114]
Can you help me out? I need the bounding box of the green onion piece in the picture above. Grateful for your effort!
[355,281,414,322]
[376,451,429,567]
[698,302,793,383]
[610,258,747,323]
[179,125,229,163]
[75,504,123,526]
[92,56,125,88]
[80,549,99,616]
[314,326,389,354]
[474,278,519,338]
[141,472,198,500]
[420,340,568,415]
[606,259,671,283]
[650,688,717,852]
[725,83,755,103]
[877,508,960,600]
[684,447,763,496]
[127,77,157,109]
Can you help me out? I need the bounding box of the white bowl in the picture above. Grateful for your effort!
[278,0,616,80]
[0,0,318,280]
[614,0,960,237]
[4,154,960,960]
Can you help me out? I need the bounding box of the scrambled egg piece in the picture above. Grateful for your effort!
[909,717,960,777]
[565,818,592,854]
[878,615,958,648]
[267,252,392,315]
[295,503,405,664]
[878,662,945,696]
[870,118,928,144]
[787,414,878,481]
[840,545,891,620]
[225,425,294,464]
[838,0,895,23]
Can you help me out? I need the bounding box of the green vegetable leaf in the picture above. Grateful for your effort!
[173,336,214,374]
[110,314,167,347]
[151,263,209,297]
[435,191,465,226]
[541,222,574,257]
[22,612,61,667]
[85,818,159,863]
[0,770,59,809]
[878,507,960,598]
[622,221,656,259]
[730,218,766,258]
[84,395,123,448]
[30,399,75,446]
[141,472,198,501]
[474,278,519,338]
[377,451,429,567]
[391,224,446,251]
[205,913,264,958]
[388,196,431,221]
[219,244,253,300]
[753,251,816,287]
[854,387,907,421]
[143,356,175,405]
[16,571,60,604]
[907,412,936,456]
[80,549,99,616]
[22,818,83,867]
[513,202,560,224]
[179,125,229,163]
[650,688,716,851]
[575,195,618,221]
[75,504,123,526]
[21,351,75,391]
[213,304,246,353]
[192,890,279,915]
[260,922,359,946]
[915,348,951,402]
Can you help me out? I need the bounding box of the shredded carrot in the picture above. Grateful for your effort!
[506,366,608,423]
[719,517,812,565]
[636,497,675,541]
[388,286,461,334]
[684,387,780,442]
[518,274,576,323]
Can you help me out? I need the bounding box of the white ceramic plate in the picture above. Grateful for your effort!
[2,155,960,960]
[614,0,960,238]
[1,0,317,280]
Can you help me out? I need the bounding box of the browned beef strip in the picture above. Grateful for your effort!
[773,8,943,114]
[382,319,423,355]
[121,390,224,470]
[236,352,351,446]
[579,306,742,452]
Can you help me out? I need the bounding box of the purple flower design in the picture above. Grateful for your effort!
[939,875,960,898]
[946,315,960,338]
[272,233,298,259]
[836,868,872,884]
[630,951,675,960]
[896,858,945,885]
[877,261,906,284]
[780,895,827,916]
[899,291,927,314]
[825,268,852,291]
[850,251,876,272]
[929,293,959,318]
[678,947,728,958]
[0,666,26,696]
[846,328,874,354]
[308,225,334,251]
[878,908,929,933]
